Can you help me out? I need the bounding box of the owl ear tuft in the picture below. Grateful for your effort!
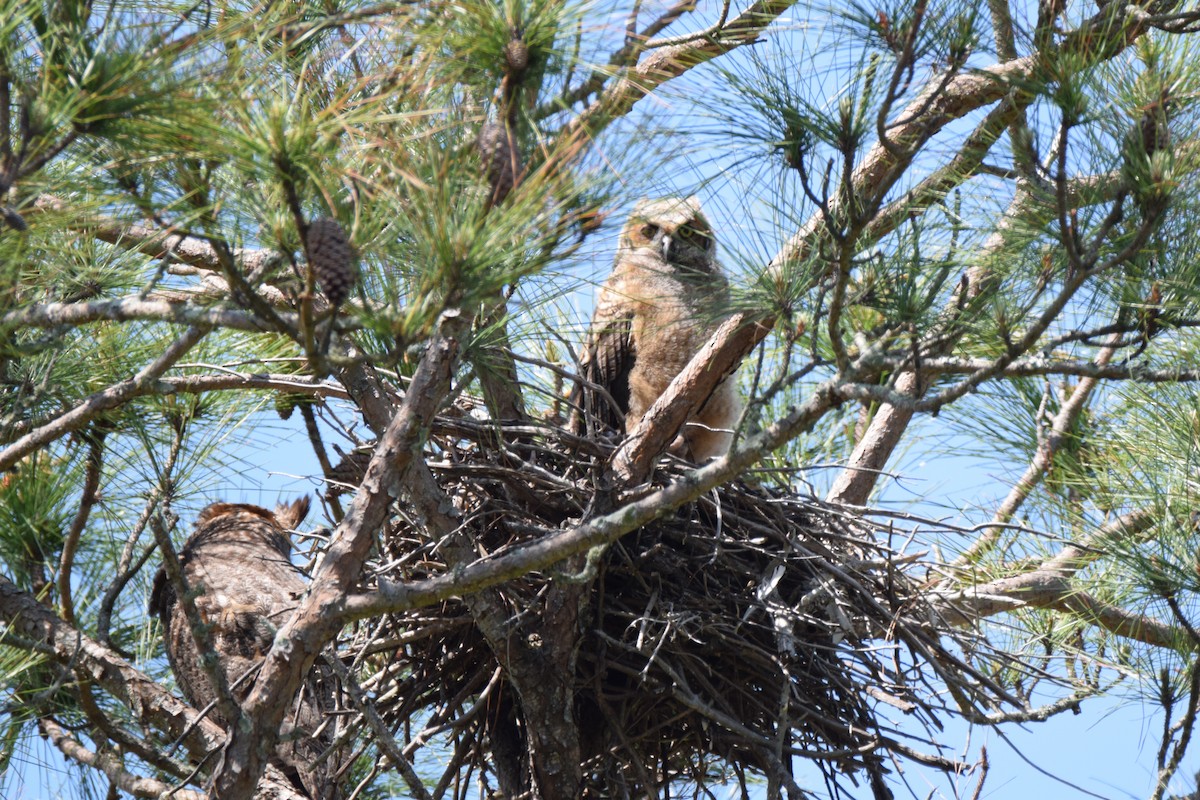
[274,496,311,530]
[197,502,238,525]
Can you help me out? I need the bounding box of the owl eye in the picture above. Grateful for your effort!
[677,224,711,249]
[638,223,659,240]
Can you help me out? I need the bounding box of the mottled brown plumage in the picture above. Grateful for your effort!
[573,197,740,461]
[150,497,341,800]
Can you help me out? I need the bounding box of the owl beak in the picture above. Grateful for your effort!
[660,234,673,262]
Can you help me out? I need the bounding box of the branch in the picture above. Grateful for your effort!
[988,0,1017,60]
[325,656,433,800]
[826,186,1033,507]
[32,198,296,338]
[211,309,469,799]
[825,369,921,506]
[612,312,772,484]
[950,336,1119,567]
[773,0,1158,271]
[812,1,1162,503]
[0,575,307,799]
[929,509,1177,647]
[1,297,298,333]
[0,324,211,471]
[884,354,1200,383]
[4,373,349,446]
[39,717,206,800]
[545,0,776,118]
[32,194,279,274]
[933,573,1180,649]
[565,0,799,137]
[860,95,1027,252]
[58,429,105,625]
[97,427,187,646]
[819,137,1199,504]
[803,94,1032,508]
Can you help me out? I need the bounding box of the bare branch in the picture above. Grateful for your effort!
[1152,646,1200,799]
[933,574,1181,649]
[825,369,921,507]
[1,297,294,333]
[613,312,772,484]
[930,509,1173,646]
[883,354,1200,383]
[39,717,206,800]
[5,373,349,447]
[988,0,1017,60]
[211,309,469,799]
[645,0,733,48]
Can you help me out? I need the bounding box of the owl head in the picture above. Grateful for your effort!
[189,496,311,558]
[620,196,716,271]
[148,496,310,619]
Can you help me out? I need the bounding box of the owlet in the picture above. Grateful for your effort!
[573,196,741,462]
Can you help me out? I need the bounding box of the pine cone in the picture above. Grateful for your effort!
[476,122,518,203]
[275,393,297,420]
[1,207,27,231]
[274,392,312,421]
[503,37,529,76]
[306,217,356,307]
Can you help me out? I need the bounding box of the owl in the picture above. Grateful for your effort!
[572,196,741,462]
[150,497,341,800]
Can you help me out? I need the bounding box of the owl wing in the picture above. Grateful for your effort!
[572,288,636,435]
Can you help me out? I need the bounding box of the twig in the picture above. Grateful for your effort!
[326,656,432,800]
[949,334,1120,568]
[58,428,106,625]
[1152,661,1200,800]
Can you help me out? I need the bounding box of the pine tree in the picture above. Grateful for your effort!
[5,1,1200,799]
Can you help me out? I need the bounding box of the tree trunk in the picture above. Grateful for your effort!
[471,581,584,798]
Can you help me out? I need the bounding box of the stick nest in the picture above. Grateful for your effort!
[330,413,1013,797]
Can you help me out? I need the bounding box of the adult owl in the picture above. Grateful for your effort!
[150,497,340,800]
[573,196,740,462]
